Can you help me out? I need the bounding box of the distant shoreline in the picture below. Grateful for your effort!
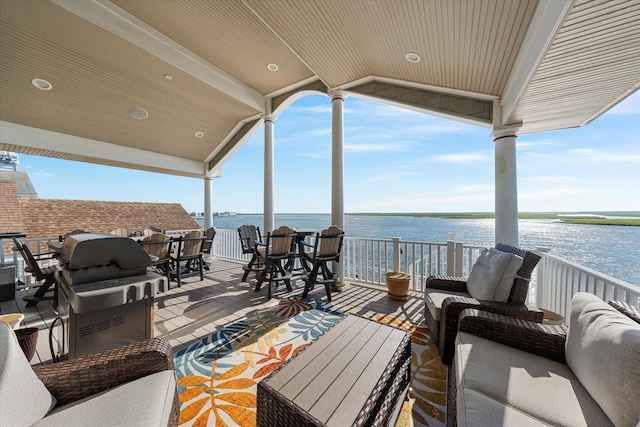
[206,212,640,227]
[347,212,640,226]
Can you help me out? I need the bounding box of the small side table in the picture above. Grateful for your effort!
[539,308,564,325]
[15,327,39,361]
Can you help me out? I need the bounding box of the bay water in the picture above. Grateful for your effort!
[205,214,640,286]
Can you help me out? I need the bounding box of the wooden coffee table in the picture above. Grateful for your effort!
[257,313,411,427]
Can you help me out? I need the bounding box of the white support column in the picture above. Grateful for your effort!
[330,90,345,279]
[264,116,275,234]
[204,176,213,229]
[492,124,521,247]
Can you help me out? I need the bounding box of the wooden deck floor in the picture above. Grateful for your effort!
[0,259,426,364]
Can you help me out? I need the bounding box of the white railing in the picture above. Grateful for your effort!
[535,250,640,321]
[4,231,638,322]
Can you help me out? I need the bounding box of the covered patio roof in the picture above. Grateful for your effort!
[1,0,639,179]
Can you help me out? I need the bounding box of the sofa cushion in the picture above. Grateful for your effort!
[458,388,549,427]
[466,248,523,302]
[0,322,57,427]
[424,288,469,320]
[34,370,176,427]
[565,292,640,427]
[455,331,613,426]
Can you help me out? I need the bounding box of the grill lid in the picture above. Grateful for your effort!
[58,233,151,285]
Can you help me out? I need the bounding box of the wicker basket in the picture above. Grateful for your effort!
[386,272,411,301]
[15,327,39,361]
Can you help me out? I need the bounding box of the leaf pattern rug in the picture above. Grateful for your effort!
[174,297,446,427]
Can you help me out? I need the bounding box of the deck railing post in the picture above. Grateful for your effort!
[392,237,401,273]
[535,247,551,308]
[446,239,455,276]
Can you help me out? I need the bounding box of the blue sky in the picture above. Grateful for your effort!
[19,91,640,214]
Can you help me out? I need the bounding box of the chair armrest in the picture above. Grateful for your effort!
[442,296,545,323]
[426,275,468,293]
[32,338,174,406]
[458,309,568,364]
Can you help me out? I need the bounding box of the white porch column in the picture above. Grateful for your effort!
[330,90,345,279]
[204,176,213,229]
[264,116,275,234]
[492,124,521,246]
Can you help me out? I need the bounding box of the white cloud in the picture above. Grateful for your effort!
[345,142,415,152]
[430,152,490,164]
[33,169,52,177]
[568,148,639,163]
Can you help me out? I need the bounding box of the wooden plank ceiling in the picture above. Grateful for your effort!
[0,0,638,178]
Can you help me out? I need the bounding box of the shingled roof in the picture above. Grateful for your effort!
[1,179,199,238]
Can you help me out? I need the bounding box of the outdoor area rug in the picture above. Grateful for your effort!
[174,297,446,427]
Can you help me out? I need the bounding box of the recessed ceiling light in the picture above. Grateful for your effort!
[164,74,173,80]
[405,52,421,63]
[267,63,279,72]
[31,78,53,90]
[194,131,204,138]
[129,108,149,120]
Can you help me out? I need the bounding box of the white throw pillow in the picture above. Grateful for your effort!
[467,248,524,302]
[565,292,640,427]
[0,322,57,426]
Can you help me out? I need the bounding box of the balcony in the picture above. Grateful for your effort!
[1,231,638,426]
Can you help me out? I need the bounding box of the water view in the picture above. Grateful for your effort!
[204,214,640,286]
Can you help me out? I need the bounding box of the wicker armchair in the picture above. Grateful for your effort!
[447,309,568,426]
[424,243,543,365]
[608,300,640,323]
[34,338,179,426]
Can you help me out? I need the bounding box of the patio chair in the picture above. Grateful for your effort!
[300,225,344,301]
[255,225,296,300]
[110,228,129,236]
[139,233,172,282]
[424,242,544,365]
[12,238,59,307]
[238,224,264,282]
[200,227,216,271]
[170,230,205,287]
[1,322,179,427]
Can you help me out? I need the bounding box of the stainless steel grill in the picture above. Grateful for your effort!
[56,233,168,358]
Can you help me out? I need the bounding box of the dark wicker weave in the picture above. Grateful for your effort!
[424,243,543,365]
[447,309,569,427]
[608,300,640,324]
[32,338,179,427]
[15,327,39,362]
[256,315,411,427]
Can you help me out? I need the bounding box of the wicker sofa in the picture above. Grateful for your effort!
[449,293,640,426]
[0,322,179,427]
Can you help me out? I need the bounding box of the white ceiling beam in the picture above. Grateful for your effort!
[51,0,265,111]
[500,0,574,126]
[0,121,204,177]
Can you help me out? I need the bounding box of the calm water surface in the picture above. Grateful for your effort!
[207,214,640,286]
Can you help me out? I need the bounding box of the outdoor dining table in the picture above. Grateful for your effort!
[290,228,316,274]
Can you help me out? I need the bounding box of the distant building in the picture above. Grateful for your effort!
[0,152,199,240]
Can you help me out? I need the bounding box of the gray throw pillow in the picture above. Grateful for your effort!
[0,322,57,426]
[467,248,524,302]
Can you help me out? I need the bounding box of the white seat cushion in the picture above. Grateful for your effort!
[34,370,176,427]
[424,288,470,320]
[455,331,613,426]
[0,322,57,427]
[565,292,640,427]
[466,248,523,302]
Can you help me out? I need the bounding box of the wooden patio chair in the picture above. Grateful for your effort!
[238,224,264,282]
[424,242,544,365]
[200,227,216,271]
[170,230,205,287]
[11,238,59,307]
[139,233,172,282]
[255,225,296,300]
[300,225,344,301]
